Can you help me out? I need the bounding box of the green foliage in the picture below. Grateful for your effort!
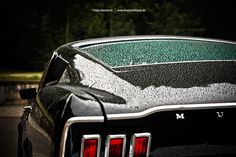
[66,0,204,41]
[148,2,205,35]
[0,72,42,82]
[3,0,213,71]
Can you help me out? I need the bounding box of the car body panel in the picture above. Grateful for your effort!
[18,36,236,157]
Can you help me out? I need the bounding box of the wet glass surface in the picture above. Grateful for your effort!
[80,39,236,67]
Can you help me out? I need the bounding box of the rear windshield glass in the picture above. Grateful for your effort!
[80,39,236,67]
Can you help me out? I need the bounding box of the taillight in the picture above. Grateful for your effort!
[80,135,101,157]
[105,135,126,157]
[129,133,151,157]
[79,133,151,157]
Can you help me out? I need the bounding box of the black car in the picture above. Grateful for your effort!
[18,36,236,157]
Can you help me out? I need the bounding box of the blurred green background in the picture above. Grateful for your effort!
[1,0,236,73]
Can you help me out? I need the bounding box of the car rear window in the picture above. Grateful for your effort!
[80,39,236,67]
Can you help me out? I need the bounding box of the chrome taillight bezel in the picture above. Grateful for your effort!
[80,134,101,157]
[129,133,151,157]
[105,134,126,157]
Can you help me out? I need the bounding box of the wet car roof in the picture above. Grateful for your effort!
[72,36,236,67]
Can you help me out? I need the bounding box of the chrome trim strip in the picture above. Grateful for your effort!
[60,116,104,157]
[107,102,236,120]
[113,60,236,69]
[72,35,236,48]
[105,134,126,157]
[80,134,101,157]
[129,133,151,157]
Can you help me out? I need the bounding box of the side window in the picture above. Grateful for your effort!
[58,67,70,84]
[40,53,69,88]
[62,64,84,85]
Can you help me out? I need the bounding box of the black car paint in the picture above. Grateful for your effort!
[66,108,236,156]
[54,47,236,115]
[18,36,236,157]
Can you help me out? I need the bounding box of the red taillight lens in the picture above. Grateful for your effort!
[81,135,101,157]
[130,133,151,157]
[109,138,123,156]
[83,139,98,157]
[105,135,126,157]
[134,137,148,157]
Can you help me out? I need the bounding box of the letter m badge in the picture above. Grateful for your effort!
[176,113,185,119]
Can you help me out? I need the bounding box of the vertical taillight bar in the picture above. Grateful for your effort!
[80,135,101,157]
[105,134,126,157]
[129,133,151,157]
